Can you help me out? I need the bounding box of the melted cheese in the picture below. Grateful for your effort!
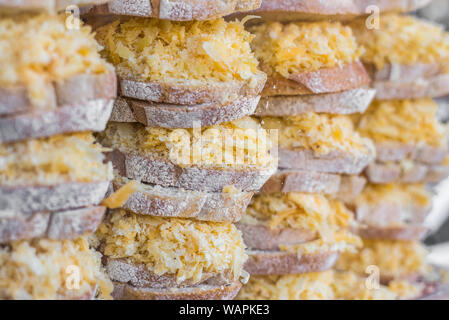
[350,14,449,71]
[261,113,373,156]
[100,118,275,170]
[355,183,431,208]
[0,237,112,300]
[355,99,448,147]
[236,271,335,300]
[96,209,247,284]
[0,13,108,108]
[250,21,363,76]
[336,239,429,278]
[243,192,361,254]
[0,133,113,186]
[101,180,138,209]
[96,17,260,87]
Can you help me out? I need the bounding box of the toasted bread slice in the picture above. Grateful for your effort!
[0,99,113,143]
[262,62,370,97]
[0,206,105,244]
[236,222,316,251]
[109,95,259,128]
[111,281,242,300]
[118,72,266,106]
[0,0,112,12]
[112,176,253,222]
[237,0,431,22]
[106,149,275,193]
[245,250,339,275]
[278,147,375,175]
[0,181,109,214]
[82,0,261,20]
[255,88,375,116]
[0,66,116,116]
[375,142,448,165]
[355,225,429,241]
[365,161,449,184]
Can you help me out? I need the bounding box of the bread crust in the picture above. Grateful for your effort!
[112,177,253,222]
[244,250,339,275]
[109,95,259,128]
[0,65,116,116]
[277,146,375,175]
[255,88,375,116]
[355,225,429,241]
[0,206,105,244]
[106,149,276,193]
[111,281,242,300]
[0,99,113,143]
[262,62,370,97]
[118,72,266,105]
[82,0,261,20]
[236,223,316,251]
[0,181,109,214]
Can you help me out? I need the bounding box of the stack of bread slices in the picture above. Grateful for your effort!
[84,0,279,299]
[336,11,449,299]
[0,1,120,300]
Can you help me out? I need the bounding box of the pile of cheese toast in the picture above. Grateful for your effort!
[1,0,449,300]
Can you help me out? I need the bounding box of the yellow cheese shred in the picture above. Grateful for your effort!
[101,180,138,209]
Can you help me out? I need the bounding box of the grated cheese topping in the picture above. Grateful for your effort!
[96,209,247,284]
[0,133,113,186]
[249,21,363,76]
[355,99,448,147]
[261,113,373,156]
[96,17,260,86]
[0,237,112,300]
[0,13,108,108]
[350,14,449,71]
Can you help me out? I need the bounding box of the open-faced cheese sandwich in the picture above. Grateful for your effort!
[349,14,449,100]
[82,0,262,21]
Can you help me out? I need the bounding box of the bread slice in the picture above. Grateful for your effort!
[375,142,448,165]
[112,176,253,222]
[277,146,375,175]
[111,281,241,300]
[255,88,375,116]
[355,225,429,241]
[236,0,431,22]
[0,0,113,12]
[109,95,259,128]
[0,206,105,244]
[118,72,266,105]
[82,0,261,20]
[262,62,370,97]
[0,181,109,214]
[0,99,113,143]
[106,149,276,193]
[0,65,116,116]
[244,250,339,275]
[365,161,449,184]
[336,175,367,203]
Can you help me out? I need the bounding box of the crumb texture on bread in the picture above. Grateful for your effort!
[242,192,361,254]
[99,117,275,170]
[336,239,429,279]
[261,113,373,157]
[354,99,448,148]
[0,133,113,186]
[0,13,109,108]
[350,14,449,71]
[96,209,247,284]
[250,21,363,77]
[0,237,112,300]
[96,17,261,87]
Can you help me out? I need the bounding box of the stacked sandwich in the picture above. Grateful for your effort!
[0,2,119,300]
[85,0,278,300]
[336,12,449,298]
[234,16,382,299]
